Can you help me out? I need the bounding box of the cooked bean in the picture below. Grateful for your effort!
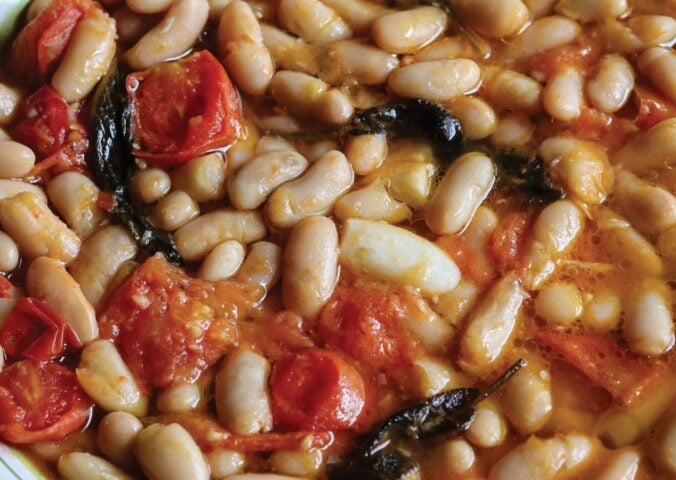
[458,272,527,373]
[507,16,581,59]
[344,134,387,175]
[0,128,9,141]
[0,140,35,178]
[207,0,232,19]
[217,1,274,95]
[658,225,676,263]
[490,436,565,480]
[454,0,530,37]
[97,411,143,468]
[322,40,399,86]
[624,281,674,356]
[466,401,507,448]
[47,171,106,237]
[543,66,585,121]
[136,423,210,480]
[582,289,622,331]
[372,6,447,54]
[555,0,628,22]
[586,54,634,113]
[613,118,676,172]
[260,24,321,76]
[399,293,454,351]
[388,59,481,102]
[0,83,21,127]
[174,209,267,261]
[447,96,497,140]
[282,216,338,318]
[334,179,411,223]
[638,47,676,103]
[255,135,297,155]
[320,0,388,33]
[227,476,307,480]
[425,152,495,235]
[234,241,282,290]
[0,287,19,327]
[127,0,173,14]
[152,191,200,231]
[628,15,676,47]
[157,383,201,414]
[501,358,553,433]
[270,449,322,477]
[596,19,644,53]
[0,231,19,273]
[228,151,308,211]
[51,8,116,102]
[206,449,246,479]
[535,281,582,326]
[524,0,556,18]
[172,153,227,203]
[482,67,543,114]
[302,139,339,163]
[125,0,209,70]
[58,452,133,480]
[198,240,245,281]
[432,279,479,327]
[0,180,46,203]
[432,439,475,476]
[367,161,436,209]
[278,0,351,45]
[490,112,534,148]
[114,6,161,45]
[69,225,138,311]
[654,414,676,476]
[413,36,475,62]
[340,218,460,295]
[215,348,273,434]
[614,169,676,235]
[414,357,455,397]
[130,168,171,203]
[597,450,640,480]
[76,339,149,416]
[266,150,353,229]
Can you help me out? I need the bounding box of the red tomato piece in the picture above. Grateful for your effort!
[0,276,14,300]
[0,360,92,444]
[9,0,94,84]
[270,349,367,432]
[0,298,82,362]
[633,85,676,130]
[127,50,242,165]
[490,211,532,272]
[99,254,259,389]
[436,236,495,288]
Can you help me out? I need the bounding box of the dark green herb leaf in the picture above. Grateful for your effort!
[495,150,564,207]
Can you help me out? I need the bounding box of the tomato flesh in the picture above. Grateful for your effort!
[13,85,70,158]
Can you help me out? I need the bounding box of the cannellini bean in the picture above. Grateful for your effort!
[399,291,454,351]
[369,161,436,208]
[0,128,9,141]
[260,24,321,76]
[344,134,387,175]
[77,339,149,416]
[322,40,399,86]
[227,119,259,173]
[482,67,543,114]
[266,150,353,229]
[638,47,676,103]
[0,83,20,126]
[207,450,245,479]
[432,279,479,327]
[425,152,495,235]
[543,66,585,121]
[302,139,339,163]
[320,0,388,33]
[255,135,297,155]
[596,19,644,53]
[490,112,534,148]
[58,452,133,480]
[217,1,273,95]
[613,118,676,172]
[490,436,570,480]
[0,141,35,178]
[131,168,171,203]
[340,219,460,295]
[414,357,455,397]
[614,169,676,234]
[582,289,622,331]
[334,179,411,223]
[586,55,634,113]
[47,172,106,237]
[413,36,476,62]
[0,180,46,203]
[539,136,613,205]
[466,402,508,447]
[25,256,97,340]
[152,191,200,231]
[0,231,19,272]
[555,0,628,22]
[597,450,640,480]
[628,15,676,47]
[172,153,226,203]
[97,411,143,468]
[447,96,498,140]
[278,0,351,44]
[535,281,582,326]
[51,8,116,102]
[174,209,267,261]
[127,0,173,13]
[125,0,209,70]
[507,15,581,59]
[157,383,201,414]
[282,216,338,318]
[69,225,138,311]
[432,439,475,475]
[658,225,676,263]
[624,281,674,356]
[501,359,553,433]
[215,348,273,435]
[198,240,245,281]
[235,241,282,290]
[458,273,527,373]
[654,414,676,476]
[454,0,530,37]
[388,59,481,102]
[372,6,447,54]
[228,151,308,210]
[136,423,209,480]
[114,6,161,45]
[270,449,322,477]
[269,71,354,125]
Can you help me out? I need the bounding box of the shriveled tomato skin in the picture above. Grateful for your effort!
[99,254,259,389]
[0,360,92,444]
[127,50,242,164]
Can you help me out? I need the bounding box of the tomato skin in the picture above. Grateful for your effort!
[127,50,242,165]
[633,85,676,130]
[0,276,13,300]
[13,86,70,158]
[489,211,532,273]
[0,360,92,444]
[270,349,367,432]
[436,236,494,288]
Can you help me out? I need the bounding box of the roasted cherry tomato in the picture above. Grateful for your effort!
[127,50,242,164]
[13,85,70,158]
[0,276,14,300]
[0,360,92,444]
[271,348,367,432]
[0,298,82,362]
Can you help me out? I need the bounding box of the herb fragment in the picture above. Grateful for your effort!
[494,150,564,207]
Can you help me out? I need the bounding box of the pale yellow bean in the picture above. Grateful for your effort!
[501,359,553,434]
[399,294,454,352]
[454,0,530,37]
[447,96,497,140]
[255,135,296,155]
[432,439,475,475]
[278,0,352,44]
[125,0,209,70]
[322,40,399,86]
[0,84,21,126]
[490,436,566,480]
[47,171,106,237]
[613,118,676,172]
[320,0,388,33]
[152,190,200,231]
[234,241,282,291]
[114,6,161,45]
[535,281,582,326]
[596,450,640,480]
[524,0,557,18]
[51,8,117,102]
[413,36,475,62]
[582,289,622,331]
[334,179,411,224]
[638,47,676,103]
[507,15,581,59]
[628,15,676,47]
[344,134,387,175]
[431,279,479,327]
[266,150,353,229]
[172,153,226,203]
[207,0,232,20]
[302,139,339,163]
[198,240,245,281]
[217,1,274,95]
[97,411,143,468]
[482,67,543,114]
[555,0,628,22]
[58,452,133,480]
[625,281,674,356]
[388,59,481,102]
[657,225,676,263]
[543,66,585,121]
[157,383,201,414]
[127,0,173,14]
[614,169,676,235]
[372,6,447,54]
[466,402,507,448]
[130,168,171,203]
[136,423,209,480]
[0,231,18,273]
[654,414,676,476]
[270,449,322,477]
[206,449,246,479]
[0,128,9,141]
[596,19,643,53]
[586,54,634,113]
[490,112,534,148]
[282,216,338,318]
[0,140,35,179]
[174,209,267,261]
[260,24,321,76]
[414,357,455,397]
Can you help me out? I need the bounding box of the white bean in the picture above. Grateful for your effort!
[302,139,338,163]
[278,0,351,45]
[638,47,676,104]
[58,452,133,480]
[131,168,171,203]
[490,112,534,148]
[198,240,245,281]
[47,171,106,238]
[136,423,209,480]
[613,118,676,172]
[215,348,273,434]
[0,83,20,126]
[0,231,18,273]
[372,6,447,54]
[76,339,149,416]
[0,180,46,202]
[614,169,676,235]
[432,439,475,475]
[207,449,246,479]
[447,96,498,140]
[172,153,226,203]
[555,0,628,22]
[654,414,676,476]
[322,40,399,86]
[174,209,267,261]
[235,241,282,291]
[344,134,387,175]
[414,357,455,397]
[260,24,321,77]
[543,66,585,121]
[152,190,200,231]
[582,289,622,331]
[388,59,481,102]
[0,141,35,178]
[334,179,411,224]
[413,36,475,62]
[157,383,201,414]
[270,449,322,477]
[596,450,640,480]
[340,219,461,295]
[658,225,676,263]
[282,216,338,318]
[490,436,566,480]
[127,0,173,14]
[454,0,530,37]
[535,281,582,326]
[255,135,296,155]
[501,359,553,434]
[624,281,674,356]
[431,279,479,327]
[319,0,388,33]
[482,67,543,114]
[114,6,161,45]
[586,54,634,113]
[125,0,209,70]
[466,402,507,448]
[400,294,454,352]
[266,150,353,229]
[628,15,676,47]
[507,15,581,59]
[97,411,143,468]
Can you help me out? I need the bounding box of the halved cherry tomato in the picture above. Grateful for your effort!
[490,211,532,272]
[9,0,94,84]
[13,85,70,158]
[0,276,14,300]
[270,349,367,432]
[0,360,92,444]
[127,50,242,165]
[0,298,82,362]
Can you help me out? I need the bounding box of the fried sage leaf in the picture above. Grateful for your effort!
[495,150,564,207]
